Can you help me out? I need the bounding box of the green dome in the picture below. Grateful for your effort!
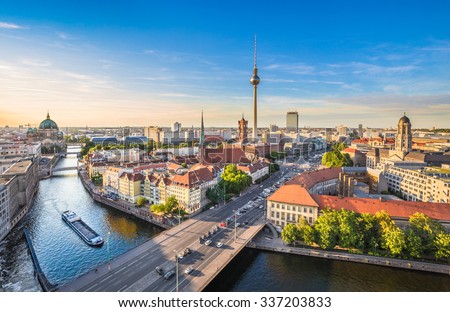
[39,112,58,130]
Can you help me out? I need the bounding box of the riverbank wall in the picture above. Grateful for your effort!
[247,233,450,275]
[77,170,171,229]
[23,227,57,291]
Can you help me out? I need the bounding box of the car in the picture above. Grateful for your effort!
[155,266,164,275]
[164,270,175,280]
[205,239,212,246]
[216,242,223,248]
[243,221,249,225]
[184,247,191,255]
[235,223,241,227]
[177,254,184,260]
[184,266,194,275]
[259,205,263,209]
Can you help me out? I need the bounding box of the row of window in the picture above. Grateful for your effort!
[270,202,314,214]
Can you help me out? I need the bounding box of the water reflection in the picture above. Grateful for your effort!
[0,151,162,291]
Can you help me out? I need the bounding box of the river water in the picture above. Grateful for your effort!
[1,148,449,292]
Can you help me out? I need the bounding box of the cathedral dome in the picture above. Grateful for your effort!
[398,113,411,125]
[39,112,59,130]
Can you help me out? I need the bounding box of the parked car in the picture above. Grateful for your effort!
[184,247,191,255]
[216,242,223,248]
[205,239,212,246]
[164,270,175,280]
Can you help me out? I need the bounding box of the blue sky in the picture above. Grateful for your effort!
[1,1,449,128]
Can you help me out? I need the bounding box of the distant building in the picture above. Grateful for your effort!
[269,124,279,133]
[172,122,181,133]
[286,112,299,133]
[358,124,363,138]
[26,112,63,141]
[337,125,348,136]
[238,115,248,143]
[91,137,118,145]
[0,159,39,241]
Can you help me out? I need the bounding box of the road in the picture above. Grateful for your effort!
[59,169,284,292]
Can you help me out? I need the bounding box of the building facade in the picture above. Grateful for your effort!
[385,166,450,203]
[286,111,299,133]
[0,184,10,241]
[267,184,320,229]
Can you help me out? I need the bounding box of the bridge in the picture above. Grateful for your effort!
[58,171,281,292]
[52,166,78,172]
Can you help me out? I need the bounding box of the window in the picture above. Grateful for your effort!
[309,208,313,214]
[303,207,307,213]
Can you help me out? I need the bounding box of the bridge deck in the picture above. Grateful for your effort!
[57,171,282,292]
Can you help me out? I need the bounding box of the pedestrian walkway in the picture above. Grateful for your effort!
[248,231,450,275]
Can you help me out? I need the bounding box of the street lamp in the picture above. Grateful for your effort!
[233,209,237,242]
[107,231,111,270]
[173,250,179,292]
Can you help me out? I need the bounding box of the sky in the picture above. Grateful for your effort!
[0,0,449,129]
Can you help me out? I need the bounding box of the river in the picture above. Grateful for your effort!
[0,148,448,292]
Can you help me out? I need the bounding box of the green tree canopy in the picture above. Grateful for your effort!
[406,212,445,258]
[296,216,316,246]
[221,164,252,194]
[434,233,450,260]
[281,223,300,244]
[321,143,353,168]
[135,196,147,207]
[314,209,340,249]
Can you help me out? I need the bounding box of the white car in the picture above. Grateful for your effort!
[184,266,194,274]
[216,242,223,248]
[205,239,212,246]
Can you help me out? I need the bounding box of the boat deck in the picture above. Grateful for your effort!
[71,220,98,240]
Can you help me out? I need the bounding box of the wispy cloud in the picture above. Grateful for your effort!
[19,58,51,67]
[0,22,24,29]
[264,63,315,75]
[328,62,418,75]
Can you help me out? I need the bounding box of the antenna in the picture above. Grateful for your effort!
[254,34,257,68]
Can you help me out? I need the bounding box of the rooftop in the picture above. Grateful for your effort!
[268,184,319,207]
[1,160,33,176]
[312,195,450,221]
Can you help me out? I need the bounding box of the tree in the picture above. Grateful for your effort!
[434,233,450,260]
[150,203,168,214]
[407,212,445,256]
[337,209,364,249]
[383,226,406,256]
[206,182,225,204]
[221,164,252,194]
[296,216,316,246]
[357,213,381,252]
[135,196,147,207]
[321,143,353,168]
[281,223,300,244]
[314,209,339,249]
[165,196,179,213]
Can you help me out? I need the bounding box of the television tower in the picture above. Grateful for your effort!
[250,34,260,142]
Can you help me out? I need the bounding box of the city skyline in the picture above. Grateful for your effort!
[1,1,450,128]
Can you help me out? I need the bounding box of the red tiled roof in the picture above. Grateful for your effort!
[204,146,250,164]
[237,161,269,174]
[312,195,450,221]
[343,148,357,154]
[286,167,341,190]
[171,167,215,188]
[119,172,144,182]
[268,185,319,207]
